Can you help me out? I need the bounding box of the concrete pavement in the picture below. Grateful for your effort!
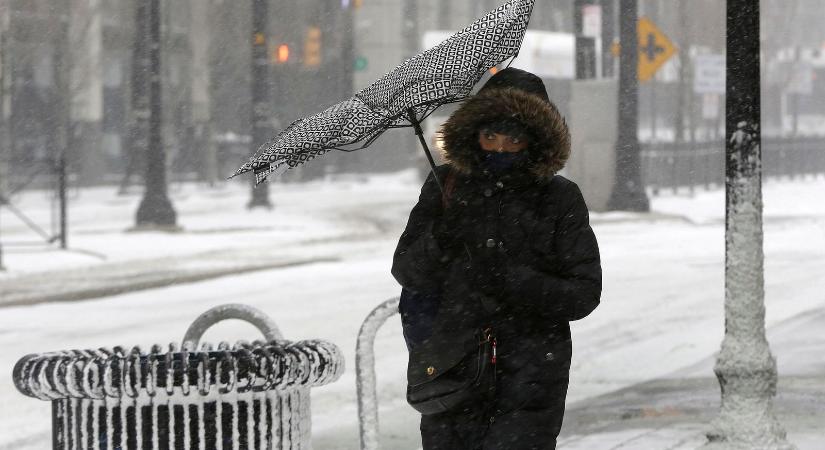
[558,306,825,449]
[559,375,824,449]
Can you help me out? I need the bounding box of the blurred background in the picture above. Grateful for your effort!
[0,0,823,196]
[1,1,824,448]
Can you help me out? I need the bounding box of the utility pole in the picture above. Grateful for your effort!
[247,0,273,209]
[401,0,418,59]
[674,0,688,143]
[648,0,658,141]
[704,1,794,448]
[437,1,450,30]
[573,0,596,79]
[68,0,105,187]
[126,2,149,195]
[135,0,178,227]
[600,0,615,78]
[190,0,217,186]
[606,0,649,211]
[339,4,355,101]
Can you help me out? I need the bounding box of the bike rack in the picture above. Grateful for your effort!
[355,296,400,450]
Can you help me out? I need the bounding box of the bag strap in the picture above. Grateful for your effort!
[440,168,457,209]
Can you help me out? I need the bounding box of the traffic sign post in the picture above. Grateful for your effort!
[607,0,649,212]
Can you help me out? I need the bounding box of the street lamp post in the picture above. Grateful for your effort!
[573,0,596,79]
[402,0,418,59]
[247,0,273,209]
[600,0,615,78]
[606,0,649,211]
[437,1,450,29]
[705,1,794,448]
[135,0,177,228]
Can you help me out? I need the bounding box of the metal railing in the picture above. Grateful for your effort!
[0,156,68,270]
[641,136,825,193]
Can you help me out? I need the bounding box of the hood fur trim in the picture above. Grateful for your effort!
[440,88,570,179]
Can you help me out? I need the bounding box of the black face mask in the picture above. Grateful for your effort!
[482,151,528,172]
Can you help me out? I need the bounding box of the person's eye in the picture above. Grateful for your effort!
[510,136,521,144]
[484,132,496,140]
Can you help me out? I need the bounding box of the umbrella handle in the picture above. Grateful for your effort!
[407,108,445,195]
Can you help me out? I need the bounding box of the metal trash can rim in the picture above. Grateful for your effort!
[13,304,344,401]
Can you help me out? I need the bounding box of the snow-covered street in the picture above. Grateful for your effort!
[1,172,823,449]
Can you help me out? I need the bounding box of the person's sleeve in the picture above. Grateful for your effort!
[391,172,450,293]
[504,182,602,321]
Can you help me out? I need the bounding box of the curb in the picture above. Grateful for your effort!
[0,257,340,308]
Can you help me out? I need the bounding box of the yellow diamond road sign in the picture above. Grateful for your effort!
[637,16,677,82]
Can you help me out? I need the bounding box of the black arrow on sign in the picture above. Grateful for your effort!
[640,32,665,62]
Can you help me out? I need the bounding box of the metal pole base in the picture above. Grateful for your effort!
[703,347,796,449]
[247,198,274,210]
[606,180,650,212]
[127,224,184,233]
[247,183,273,210]
[136,193,178,228]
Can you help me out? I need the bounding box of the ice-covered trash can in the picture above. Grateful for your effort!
[12,304,344,450]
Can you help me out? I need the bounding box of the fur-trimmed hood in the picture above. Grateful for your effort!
[440,87,570,179]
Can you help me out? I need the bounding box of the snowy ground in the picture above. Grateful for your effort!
[1,171,823,449]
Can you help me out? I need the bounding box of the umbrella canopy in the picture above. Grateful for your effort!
[234,0,535,185]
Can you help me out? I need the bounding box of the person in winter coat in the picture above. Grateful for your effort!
[392,68,602,450]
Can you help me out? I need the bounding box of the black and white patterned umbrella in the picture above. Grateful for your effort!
[234,0,535,186]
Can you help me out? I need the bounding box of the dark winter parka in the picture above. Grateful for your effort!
[392,70,601,449]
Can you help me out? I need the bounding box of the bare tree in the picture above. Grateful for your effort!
[247,0,273,209]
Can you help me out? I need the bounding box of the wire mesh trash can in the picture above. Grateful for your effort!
[12,304,344,450]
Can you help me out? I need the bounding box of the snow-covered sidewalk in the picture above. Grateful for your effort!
[558,305,825,449]
[0,171,422,276]
[1,173,823,449]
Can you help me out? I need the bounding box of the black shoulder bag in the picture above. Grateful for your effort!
[405,169,498,415]
[406,327,496,415]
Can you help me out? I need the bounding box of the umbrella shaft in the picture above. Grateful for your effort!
[407,109,444,195]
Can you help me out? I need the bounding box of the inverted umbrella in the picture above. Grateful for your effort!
[233,0,535,190]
